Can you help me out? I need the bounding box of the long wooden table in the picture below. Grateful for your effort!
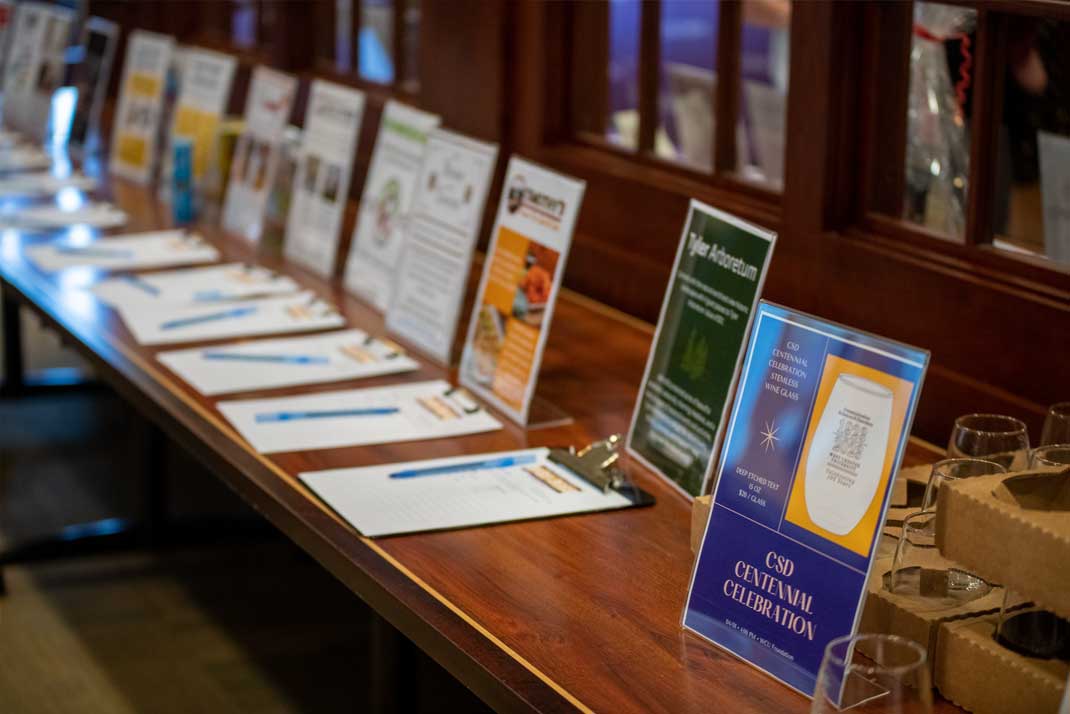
[0,176,956,713]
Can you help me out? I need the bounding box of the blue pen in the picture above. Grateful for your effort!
[254,406,399,423]
[120,274,161,296]
[389,454,538,479]
[160,305,257,331]
[55,246,134,258]
[193,290,229,302]
[202,351,328,365]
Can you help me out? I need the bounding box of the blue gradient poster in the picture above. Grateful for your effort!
[683,301,928,697]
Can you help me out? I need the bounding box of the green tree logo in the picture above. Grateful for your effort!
[680,329,709,381]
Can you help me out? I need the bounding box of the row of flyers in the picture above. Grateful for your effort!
[21,19,942,699]
[0,2,119,154]
[107,29,586,428]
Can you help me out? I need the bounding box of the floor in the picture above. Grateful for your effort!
[0,313,493,713]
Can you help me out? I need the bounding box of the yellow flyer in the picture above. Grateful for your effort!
[162,47,236,190]
[459,157,585,425]
[109,30,174,184]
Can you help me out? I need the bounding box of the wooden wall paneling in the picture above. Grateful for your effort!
[567,1,609,140]
[862,2,912,218]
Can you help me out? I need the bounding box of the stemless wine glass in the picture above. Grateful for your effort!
[1041,402,1070,446]
[1031,444,1070,472]
[812,634,932,714]
[920,457,1006,512]
[947,414,1030,470]
[885,511,992,605]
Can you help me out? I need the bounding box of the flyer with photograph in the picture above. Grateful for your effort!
[627,200,775,498]
[109,30,175,184]
[1,2,74,141]
[162,47,236,190]
[384,128,498,364]
[343,99,441,310]
[684,301,928,697]
[458,157,585,425]
[69,17,119,157]
[221,66,296,243]
[283,80,366,277]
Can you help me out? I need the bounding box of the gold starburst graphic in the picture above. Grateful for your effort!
[760,419,779,452]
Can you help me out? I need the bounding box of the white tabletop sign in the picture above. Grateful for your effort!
[343,100,441,310]
[163,47,236,189]
[221,66,297,243]
[2,2,75,141]
[283,80,366,277]
[109,30,175,184]
[385,128,498,364]
[458,156,585,425]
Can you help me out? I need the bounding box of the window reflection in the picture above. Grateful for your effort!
[903,2,976,239]
[659,0,719,170]
[738,0,790,189]
[994,17,1070,267]
[606,0,640,150]
[359,0,395,84]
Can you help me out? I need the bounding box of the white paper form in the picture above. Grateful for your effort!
[218,379,501,454]
[283,80,366,277]
[1,202,128,230]
[0,146,51,172]
[116,290,345,346]
[385,129,498,363]
[25,230,219,272]
[221,66,297,243]
[157,328,420,396]
[0,172,98,196]
[343,100,441,310]
[300,447,632,537]
[91,263,299,309]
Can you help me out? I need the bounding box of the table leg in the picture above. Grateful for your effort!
[1,288,25,397]
[370,614,419,713]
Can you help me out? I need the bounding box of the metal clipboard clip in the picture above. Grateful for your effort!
[547,434,655,506]
[548,434,624,493]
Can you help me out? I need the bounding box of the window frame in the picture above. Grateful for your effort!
[562,0,787,213]
[857,0,1070,294]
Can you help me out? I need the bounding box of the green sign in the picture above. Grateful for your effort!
[627,200,776,497]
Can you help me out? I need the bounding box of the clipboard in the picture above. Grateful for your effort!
[298,434,657,538]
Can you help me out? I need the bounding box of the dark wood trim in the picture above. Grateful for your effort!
[392,0,406,92]
[935,0,1070,21]
[963,9,1001,248]
[637,0,660,154]
[714,0,742,173]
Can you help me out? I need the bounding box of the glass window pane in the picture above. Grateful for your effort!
[737,0,791,190]
[902,2,976,240]
[359,0,395,84]
[992,16,1070,268]
[607,0,640,150]
[232,0,257,50]
[659,0,718,171]
[335,0,353,73]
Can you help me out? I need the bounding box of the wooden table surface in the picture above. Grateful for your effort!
[0,175,958,714]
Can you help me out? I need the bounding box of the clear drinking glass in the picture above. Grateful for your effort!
[1041,403,1070,446]
[885,511,992,605]
[947,414,1030,470]
[996,592,1070,660]
[920,457,1006,512]
[1031,444,1070,471]
[811,634,932,714]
